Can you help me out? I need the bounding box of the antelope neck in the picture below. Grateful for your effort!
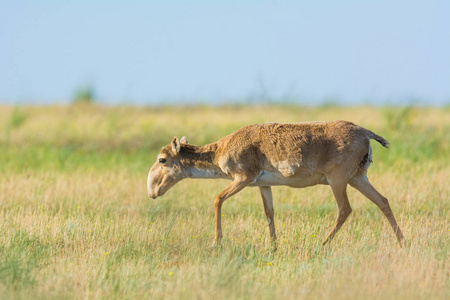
[180,144,227,179]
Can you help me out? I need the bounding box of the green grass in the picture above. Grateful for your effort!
[0,105,448,299]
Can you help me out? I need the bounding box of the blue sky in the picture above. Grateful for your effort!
[1,0,449,105]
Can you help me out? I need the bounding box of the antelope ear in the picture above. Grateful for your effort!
[171,136,181,153]
[180,136,188,144]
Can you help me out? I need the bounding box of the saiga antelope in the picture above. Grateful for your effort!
[147,121,405,247]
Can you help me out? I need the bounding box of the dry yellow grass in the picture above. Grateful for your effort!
[0,104,448,299]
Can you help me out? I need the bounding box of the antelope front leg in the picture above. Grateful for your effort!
[259,186,277,249]
[213,175,254,246]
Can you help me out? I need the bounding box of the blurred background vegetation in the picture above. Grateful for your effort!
[1,104,448,173]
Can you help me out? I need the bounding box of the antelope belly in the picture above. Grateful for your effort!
[251,170,325,188]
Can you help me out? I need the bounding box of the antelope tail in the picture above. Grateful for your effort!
[367,130,389,148]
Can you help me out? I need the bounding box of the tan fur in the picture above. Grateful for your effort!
[147,121,405,247]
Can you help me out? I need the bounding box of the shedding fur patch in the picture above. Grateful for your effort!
[275,160,299,177]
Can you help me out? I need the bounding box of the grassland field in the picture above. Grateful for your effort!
[0,104,448,299]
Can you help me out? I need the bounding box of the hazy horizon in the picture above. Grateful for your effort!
[1,0,449,106]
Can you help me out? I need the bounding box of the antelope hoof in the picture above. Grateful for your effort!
[211,239,222,249]
[399,238,409,248]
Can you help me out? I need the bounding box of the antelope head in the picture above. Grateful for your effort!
[147,136,188,199]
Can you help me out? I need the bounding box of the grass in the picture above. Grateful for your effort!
[0,104,448,299]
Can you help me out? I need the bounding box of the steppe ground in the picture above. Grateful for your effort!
[0,104,448,299]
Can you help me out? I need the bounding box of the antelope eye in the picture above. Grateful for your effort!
[159,158,167,164]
